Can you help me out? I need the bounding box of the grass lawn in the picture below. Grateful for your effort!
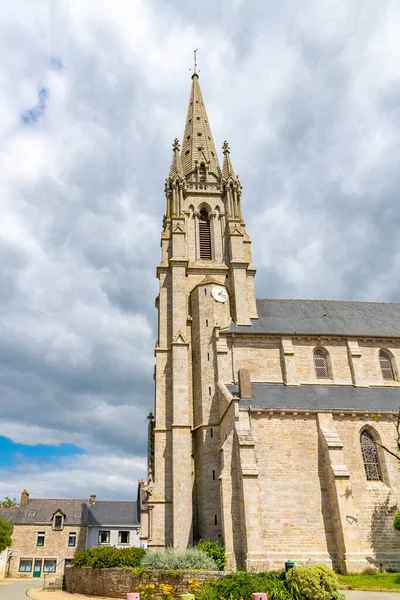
[338,573,400,591]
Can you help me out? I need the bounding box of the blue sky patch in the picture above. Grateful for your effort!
[50,56,63,70]
[0,436,84,467]
[21,87,49,124]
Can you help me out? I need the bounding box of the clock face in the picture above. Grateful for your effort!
[211,285,228,303]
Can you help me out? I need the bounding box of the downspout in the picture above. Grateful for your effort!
[231,333,236,384]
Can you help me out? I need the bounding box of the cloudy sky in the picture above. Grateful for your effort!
[1,0,400,501]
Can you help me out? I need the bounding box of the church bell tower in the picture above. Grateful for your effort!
[144,69,258,548]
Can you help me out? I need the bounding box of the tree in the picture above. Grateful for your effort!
[0,497,18,508]
[0,518,12,553]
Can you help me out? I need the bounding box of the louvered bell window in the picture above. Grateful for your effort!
[360,430,382,481]
[199,210,212,260]
[313,349,329,379]
[379,350,395,381]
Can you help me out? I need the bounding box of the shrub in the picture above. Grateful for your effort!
[286,565,344,600]
[194,539,226,571]
[200,571,291,600]
[72,546,145,569]
[394,511,400,532]
[361,567,378,575]
[140,547,217,571]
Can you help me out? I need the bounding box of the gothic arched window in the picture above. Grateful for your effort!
[360,430,382,481]
[379,350,395,381]
[313,349,330,379]
[199,210,212,260]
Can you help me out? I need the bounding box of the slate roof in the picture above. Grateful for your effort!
[14,498,89,525]
[227,383,400,413]
[229,299,400,338]
[0,508,18,523]
[88,501,139,527]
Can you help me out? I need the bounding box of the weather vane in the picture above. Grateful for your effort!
[190,49,200,75]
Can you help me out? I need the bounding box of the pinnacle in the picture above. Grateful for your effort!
[180,75,221,179]
[222,140,235,180]
[169,138,184,180]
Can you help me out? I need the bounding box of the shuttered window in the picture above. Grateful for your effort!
[379,350,395,381]
[199,210,212,260]
[360,430,382,481]
[313,349,329,379]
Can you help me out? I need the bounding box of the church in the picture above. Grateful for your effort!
[140,70,400,573]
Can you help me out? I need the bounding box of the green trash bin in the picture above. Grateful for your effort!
[285,560,295,572]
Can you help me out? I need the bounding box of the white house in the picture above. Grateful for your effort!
[86,499,140,549]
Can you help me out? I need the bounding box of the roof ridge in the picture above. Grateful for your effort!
[256,297,400,305]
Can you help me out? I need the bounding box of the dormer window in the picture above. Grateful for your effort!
[27,511,36,518]
[74,512,81,519]
[53,514,63,530]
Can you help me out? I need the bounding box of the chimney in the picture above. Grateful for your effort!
[238,369,252,399]
[20,489,29,507]
[89,494,96,505]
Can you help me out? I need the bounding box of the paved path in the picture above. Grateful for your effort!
[0,579,43,599]
[344,591,400,599]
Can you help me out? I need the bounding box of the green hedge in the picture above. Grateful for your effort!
[200,571,291,600]
[72,546,145,569]
[286,565,344,600]
[194,539,226,571]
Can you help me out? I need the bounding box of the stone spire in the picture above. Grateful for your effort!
[221,141,242,220]
[165,138,185,218]
[180,74,221,180]
[169,138,184,181]
[222,140,235,180]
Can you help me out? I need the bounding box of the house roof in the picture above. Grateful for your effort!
[228,298,400,338]
[88,501,139,527]
[0,508,18,523]
[227,383,400,413]
[14,499,89,525]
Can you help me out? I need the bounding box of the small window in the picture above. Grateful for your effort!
[98,530,110,544]
[313,349,329,379]
[360,430,382,481]
[36,532,45,547]
[212,470,216,480]
[43,559,57,573]
[74,512,81,519]
[379,350,395,381]
[118,531,130,544]
[27,511,36,518]
[214,514,218,525]
[53,515,63,530]
[68,532,77,547]
[19,559,32,572]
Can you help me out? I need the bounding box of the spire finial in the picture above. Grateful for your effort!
[172,138,180,152]
[222,140,230,154]
[194,49,198,75]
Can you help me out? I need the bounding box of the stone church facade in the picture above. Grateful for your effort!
[140,72,400,573]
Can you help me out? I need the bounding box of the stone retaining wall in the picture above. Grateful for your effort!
[65,567,223,599]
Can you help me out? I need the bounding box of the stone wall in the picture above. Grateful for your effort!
[65,567,223,599]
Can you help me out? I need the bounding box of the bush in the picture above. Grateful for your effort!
[394,511,400,532]
[286,565,344,600]
[140,547,217,571]
[361,567,378,575]
[72,546,145,569]
[200,571,291,600]
[194,539,226,571]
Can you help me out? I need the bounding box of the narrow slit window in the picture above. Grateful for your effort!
[212,470,215,480]
[313,349,329,379]
[214,514,218,525]
[360,430,382,481]
[199,210,212,260]
[379,350,395,381]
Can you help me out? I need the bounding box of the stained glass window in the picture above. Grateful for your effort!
[360,430,382,481]
[379,350,395,381]
[314,349,329,379]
